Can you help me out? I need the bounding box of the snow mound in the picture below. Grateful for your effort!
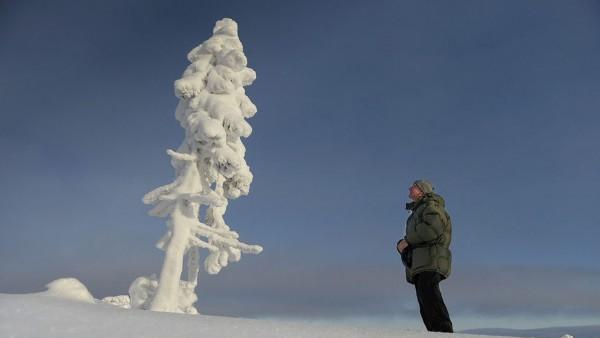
[43,278,95,303]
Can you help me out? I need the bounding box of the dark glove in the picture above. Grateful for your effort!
[396,239,404,255]
[397,240,413,268]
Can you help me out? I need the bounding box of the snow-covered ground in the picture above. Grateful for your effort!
[463,326,598,338]
[0,294,492,338]
[0,290,510,338]
[1,278,587,338]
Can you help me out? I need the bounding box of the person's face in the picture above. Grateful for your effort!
[408,185,424,201]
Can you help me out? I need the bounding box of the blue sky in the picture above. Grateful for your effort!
[1,0,599,331]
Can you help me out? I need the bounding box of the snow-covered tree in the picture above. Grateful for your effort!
[129,18,262,314]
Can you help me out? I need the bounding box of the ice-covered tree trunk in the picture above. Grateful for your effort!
[131,18,262,314]
[149,199,193,312]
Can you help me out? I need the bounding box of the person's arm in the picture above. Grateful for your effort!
[405,205,445,246]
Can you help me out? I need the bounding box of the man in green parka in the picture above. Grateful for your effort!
[397,179,453,333]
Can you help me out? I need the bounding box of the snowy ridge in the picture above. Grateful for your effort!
[0,292,518,338]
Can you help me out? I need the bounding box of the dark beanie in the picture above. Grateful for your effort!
[413,179,434,194]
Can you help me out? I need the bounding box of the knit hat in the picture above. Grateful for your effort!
[412,179,434,194]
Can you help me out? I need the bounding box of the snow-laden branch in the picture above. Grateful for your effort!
[188,236,219,252]
[191,220,239,239]
[157,192,225,207]
[166,149,197,162]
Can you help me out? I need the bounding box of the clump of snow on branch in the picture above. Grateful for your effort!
[127,18,262,314]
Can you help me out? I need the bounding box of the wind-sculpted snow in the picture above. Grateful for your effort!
[43,278,95,304]
[126,18,262,314]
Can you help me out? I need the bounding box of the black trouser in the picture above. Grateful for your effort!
[414,271,453,333]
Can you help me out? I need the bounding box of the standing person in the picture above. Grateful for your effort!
[397,179,453,333]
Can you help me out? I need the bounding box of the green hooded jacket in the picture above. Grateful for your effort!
[404,192,452,284]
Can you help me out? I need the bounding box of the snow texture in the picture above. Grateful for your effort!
[101,295,131,309]
[130,18,262,315]
[42,278,95,304]
[0,292,522,338]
